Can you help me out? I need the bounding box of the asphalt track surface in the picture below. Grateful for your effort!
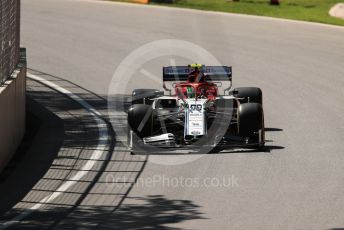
[1,0,344,229]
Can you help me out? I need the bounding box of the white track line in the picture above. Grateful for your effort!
[0,73,110,229]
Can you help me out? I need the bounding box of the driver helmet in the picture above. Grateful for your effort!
[187,64,205,83]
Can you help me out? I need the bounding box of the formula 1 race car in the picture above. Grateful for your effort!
[127,64,265,153]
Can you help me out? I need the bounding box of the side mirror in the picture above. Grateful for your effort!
[232,89,239,95]
[154,90,164,97]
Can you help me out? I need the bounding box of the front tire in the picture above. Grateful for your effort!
[128,104,153,138]
[238,103,265,147]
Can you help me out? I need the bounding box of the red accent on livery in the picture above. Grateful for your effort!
[174,69,218,100]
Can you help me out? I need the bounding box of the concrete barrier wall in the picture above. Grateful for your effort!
[0,48,26,172]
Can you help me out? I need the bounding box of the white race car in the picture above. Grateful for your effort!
[127,64,265,153]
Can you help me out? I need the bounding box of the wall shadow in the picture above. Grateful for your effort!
[7,195,205,230]
[0,98,64,215]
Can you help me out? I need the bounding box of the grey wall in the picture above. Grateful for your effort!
[0,48,26,172]
[0,0,21,85]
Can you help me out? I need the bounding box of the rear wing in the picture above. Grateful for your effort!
[163,66,232,95]
[163,66,232,82]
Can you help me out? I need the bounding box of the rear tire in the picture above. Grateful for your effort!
[234,87,263,104]
[132,89,163,105]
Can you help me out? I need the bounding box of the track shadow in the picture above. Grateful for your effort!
[210,127,284,154]
[0,72,152,229]
[265,127,283,132]
[0,98,64,215]
[6,195,205,230]
[118,93,285,155]
[107,93,285,156]
[210,145,284,155]
[131,126,285,155]
[0,70,206,230]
